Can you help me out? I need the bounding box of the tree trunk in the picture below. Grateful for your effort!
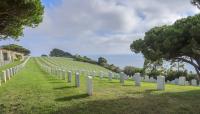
[194,66,200,81]
[175,57,200,81]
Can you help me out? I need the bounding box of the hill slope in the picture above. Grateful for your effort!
[0,58,200,114]
[39,57,113,73]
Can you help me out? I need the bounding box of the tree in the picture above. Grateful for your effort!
[98,57,107,66]
[123,66,143,76]
[2,44,30,55]
[130,14,200,80]
[143,59,164,77]
[49,48,73,57]
[41,54,48,57]
[191,0,200,8]
[0,0,44,39]
[170,60,185,72]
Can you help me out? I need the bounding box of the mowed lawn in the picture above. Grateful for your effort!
[0,58,200,114]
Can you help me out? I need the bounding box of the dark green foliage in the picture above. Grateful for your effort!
[73,55,97,64]
[123,66,143,76]
[143,59,163,78]
[166,70,196,81]
[2,44,30,55]
[41,54,48,57]
[98,57,107,66]
[0,0,44,39]
[49,48,73,58]
[130,14,200,79]
[104,64,121,73]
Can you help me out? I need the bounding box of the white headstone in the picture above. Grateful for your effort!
[157,76,165,90]
[174,78,179,85]
[99,71,103,79]
[93,71,96,77]
[2,70,6,83]
[178,76,186,86]
[166,80,170,84]
[68,71,72,83]
[144,75,149,82]
[134,73,141,86]
[108,72,112,81]
[171,80,175,84]
[185,81,189,86]
[9,68,13,77]
[87,76,93,96]
[150,77,155,83]
[120,72,125,85]
[75,73,80,87]
[191,79,197,86]
[6,69,10,80]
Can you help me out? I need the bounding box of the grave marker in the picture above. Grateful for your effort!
[157,76,165,90]
[134,73,141,86]
[68,71,72,83]
[120,72,125,85]
[109,72,112,81]
[178,76,186,86]
[75,73,80,87]
[87,76,93,96]
[191,79,197,86]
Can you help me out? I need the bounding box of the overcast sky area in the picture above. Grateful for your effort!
[0,0,199,56]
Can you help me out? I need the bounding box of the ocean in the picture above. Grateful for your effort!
[87,54,144,69]
[87,54,195,72]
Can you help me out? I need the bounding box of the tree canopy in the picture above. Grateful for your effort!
[0,0,44,39]
[130,13,200,80]
[49,48,73,57]
[98,57,107,66]
[123,66,143,76]
[1,44,30,55]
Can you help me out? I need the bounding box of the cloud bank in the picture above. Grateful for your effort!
[1,0,199,55]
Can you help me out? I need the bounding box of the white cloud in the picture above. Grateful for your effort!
[3,0,199,55]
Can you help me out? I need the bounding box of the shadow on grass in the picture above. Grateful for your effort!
[48,81,65,83]
[54,86,76,90]
[52,90,200,114]
[122,84,134,87]
[108,81,120,84]
[55,94,89,102]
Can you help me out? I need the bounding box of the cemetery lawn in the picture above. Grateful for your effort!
[1,58,200,114]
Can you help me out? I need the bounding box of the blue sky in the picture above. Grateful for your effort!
[0,0,199,58]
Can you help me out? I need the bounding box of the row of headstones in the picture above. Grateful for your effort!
[37,60,166,95]
[0,61,11,67]
[0,57,30,86]
[142,75,199,86]
[42,57,117,75]
[37,61,94,96]
[38,60,165,96]
[39,59,199,92]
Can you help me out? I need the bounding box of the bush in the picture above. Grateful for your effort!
[123,66,143,76]
[165,70,194,81]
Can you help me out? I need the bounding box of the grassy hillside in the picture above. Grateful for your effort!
[39,57,113,73]
[0,58,200,114]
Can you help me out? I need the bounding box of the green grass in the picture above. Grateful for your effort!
[0,58,200,114]
[40,57,112,73]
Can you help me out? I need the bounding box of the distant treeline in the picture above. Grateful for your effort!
[43,48,121,73]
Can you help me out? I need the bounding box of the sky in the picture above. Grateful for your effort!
[0,0,199,57]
